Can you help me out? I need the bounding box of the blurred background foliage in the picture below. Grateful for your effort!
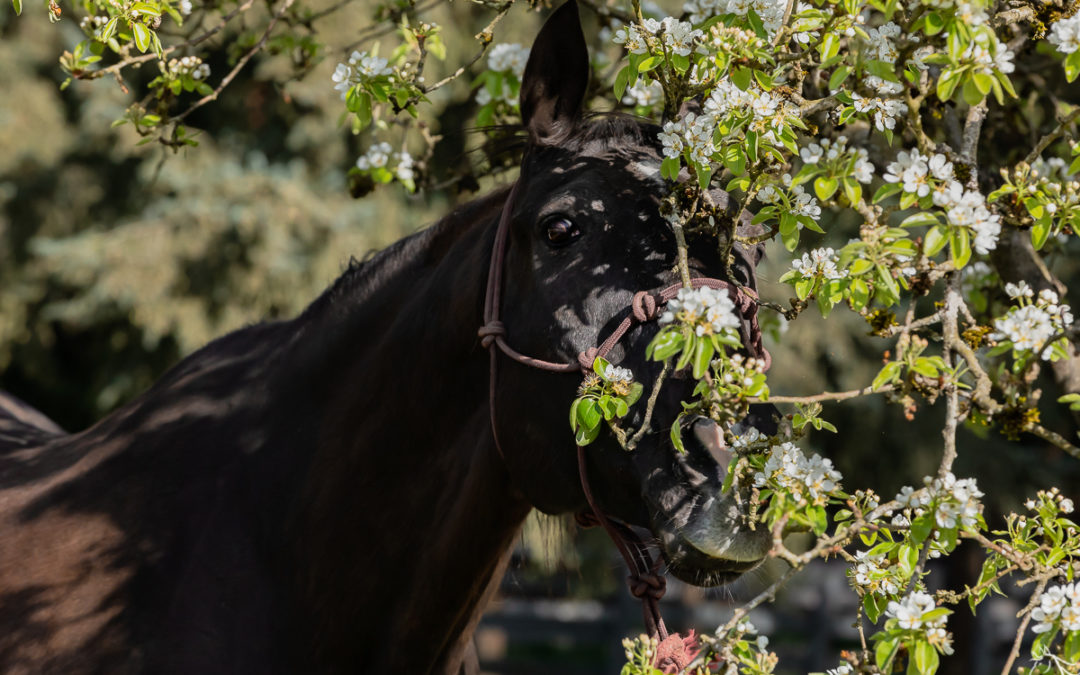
[1,0,1078,671]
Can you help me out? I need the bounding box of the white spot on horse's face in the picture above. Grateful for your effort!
[629,160,661,180]
[590,200,605,212]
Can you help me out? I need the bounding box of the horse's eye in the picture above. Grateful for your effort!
[732,264,752,286]
[543,217,581,247]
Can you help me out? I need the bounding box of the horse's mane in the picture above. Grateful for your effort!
[302,187,511,321]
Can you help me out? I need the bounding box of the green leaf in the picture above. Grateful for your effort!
[914,640,940,674]
[625,382,644,406]
[864,593,883,623]
[593,356,612,380]
[875,636,900,670]
[132,2,161,16]
[910,512,934,544]
[11,0,20,14]
[637,55,662,72]
[575,421,601,446]
[842,177,863,206]
[849,278,870,310]
[873,182,903,203]
[874,264,900,305]
[866,59,899,83]
[670,418,686,454]
[614,65,631,102]
[648,329,683,361]
[814,176,838,201]
[131,22,151,53]
[577,400,602,432]
[937,67,962,102]
[1065,50,1080,83]
[795,278,815,301]
[692,337,715,379]
[849,258,874,276]
[1064,630,1080,663]
[101,16,120,40]
[961,77,984,106]
[731,66,752,91]
[1032,628,1058,660]
[900,211,940,229]
[1031,216,1052,250]
[924,225,949,256]
[569,398,583,431]
[950,227,972,268]
[872,361,903,390]
[828,65,851,91]
[972,71,993,95]
[614,398,629,418]
[923,11,945,34]
[898,543,918,575]
[675,334,696,372]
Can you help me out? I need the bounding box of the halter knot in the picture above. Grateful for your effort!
[628,571,667,601]
[478,321,506,348]
[631,291,659,322]
[577,347,600,373]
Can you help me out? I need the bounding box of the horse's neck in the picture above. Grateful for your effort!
[282,192,530,672]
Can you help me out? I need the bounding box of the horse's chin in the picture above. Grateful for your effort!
[642,418,772,587]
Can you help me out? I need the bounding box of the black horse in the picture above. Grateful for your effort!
[0,3,776,673]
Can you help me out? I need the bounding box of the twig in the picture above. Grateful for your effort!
[753,384,894,405]
[940,273,962,475]
[173,0,297,123]
[420,2,511,95]
[627,361,671,450]
[93,0,257,79]
[1023,107,1080,165]
[1000,578,1047,675]
[1024,422,1080,460]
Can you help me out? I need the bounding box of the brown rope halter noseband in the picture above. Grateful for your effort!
[479,179,771,639]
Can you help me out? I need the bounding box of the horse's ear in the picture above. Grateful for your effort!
[520,0,589,146]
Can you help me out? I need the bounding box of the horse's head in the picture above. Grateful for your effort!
[491,0,778,587]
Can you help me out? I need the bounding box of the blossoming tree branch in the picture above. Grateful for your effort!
[10,0,1080,670]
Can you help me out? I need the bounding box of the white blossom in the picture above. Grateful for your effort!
[350,51,392,78]
[1032,583,1080,634]
[791,248,847,279]
[604,363,635,387]
[753,442,843,506]
[178,0,193,15]
[1049,12,1080,54]
[941,188,1001,254]
[613,23,650,54]
[488,43,530,77]
[394,151,415,182]
[659,17,703,56]
[356,142,393,171]
[167,55,210,81]
[800,143,824,164]
[658,112,717,164]
[622,79,664,108]
[863,22,901,62]
[659,286,741,337]
[992,288,1073,359]
[886,591,944,631]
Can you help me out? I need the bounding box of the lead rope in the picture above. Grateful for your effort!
[479,180,771,641]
